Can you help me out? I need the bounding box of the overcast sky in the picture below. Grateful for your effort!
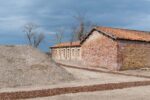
[0,0,150,51]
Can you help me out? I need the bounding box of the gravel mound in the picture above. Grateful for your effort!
[0,45,74,88]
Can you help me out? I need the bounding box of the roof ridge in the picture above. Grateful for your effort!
[95,26,150,33]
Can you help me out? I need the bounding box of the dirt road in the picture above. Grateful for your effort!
[19,67,150,100]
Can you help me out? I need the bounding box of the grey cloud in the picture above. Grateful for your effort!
[0,0,150,51]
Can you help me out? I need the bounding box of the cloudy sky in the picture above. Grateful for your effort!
[0,0,150,51]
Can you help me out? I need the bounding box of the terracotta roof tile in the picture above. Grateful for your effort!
[51,26,150,48]
[51,41,80,48]
[95,26,150,42]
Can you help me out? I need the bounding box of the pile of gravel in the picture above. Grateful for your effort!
[0,45,74,88]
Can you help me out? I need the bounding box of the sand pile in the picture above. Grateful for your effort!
[0,45,74,88]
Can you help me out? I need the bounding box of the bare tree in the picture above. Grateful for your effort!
[70,13,94,42]
[33,33,45,48]
[55,28,64,44]
[23,23,45,48]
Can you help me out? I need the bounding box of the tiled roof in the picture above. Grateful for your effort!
[81,26,150,43]
[51,41,80,48]
[95,26,150,42]
[51,26,150,48]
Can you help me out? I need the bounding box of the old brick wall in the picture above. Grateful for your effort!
[81,31,119,70]
[51,47,81,61]
[118,40,150,70]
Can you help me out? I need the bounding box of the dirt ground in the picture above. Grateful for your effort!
[0,45,74,88]
[57,60,150,77]
[2,66,149,93]
[0,55,149,99]
[58,66,149,85]
[25,85,150,100]
[121,69,150,77]
[18,67,150,100]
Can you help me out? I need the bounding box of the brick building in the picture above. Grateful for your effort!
[51,26,150,71]
[51,41,81,60]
